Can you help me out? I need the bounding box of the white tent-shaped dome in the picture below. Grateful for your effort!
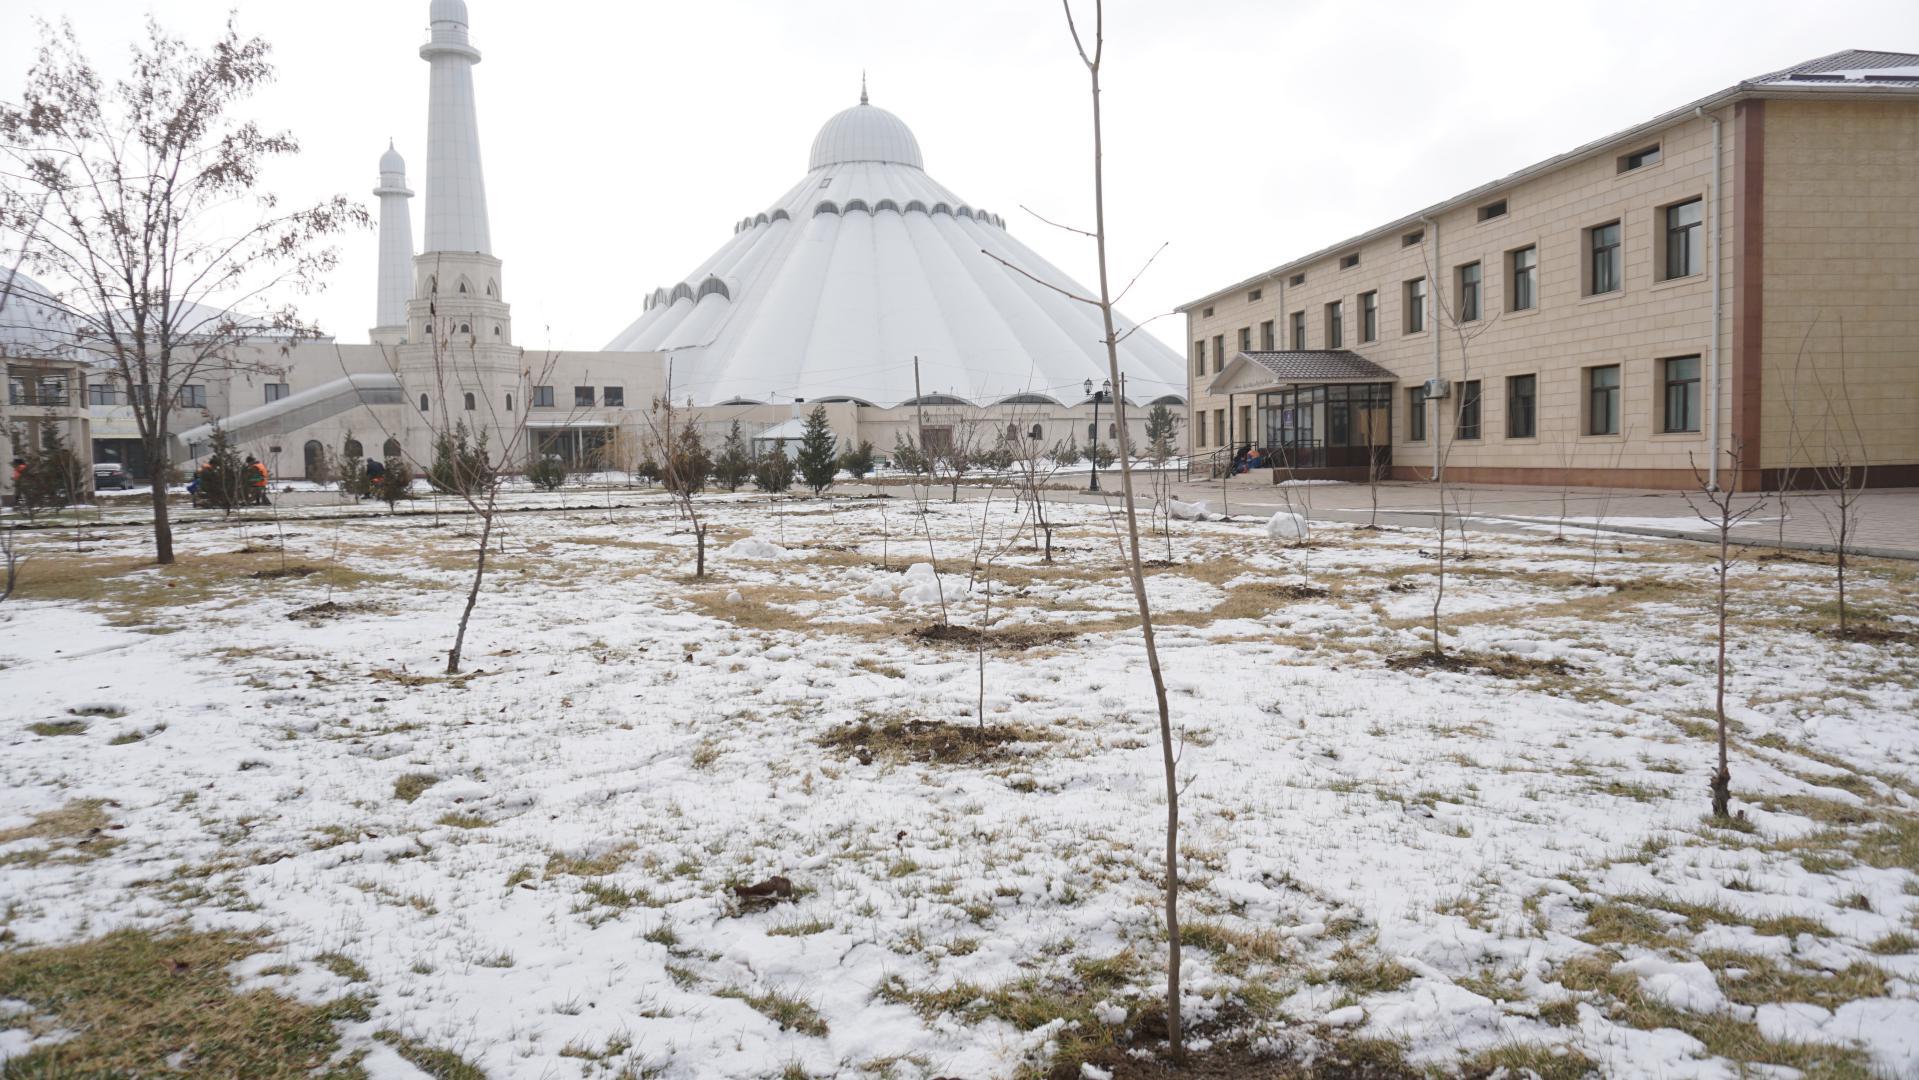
[606,96,1187,407]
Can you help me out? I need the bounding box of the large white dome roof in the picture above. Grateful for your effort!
[808,103,923,171]
[0,269,76,358]
[608,97,1186,408]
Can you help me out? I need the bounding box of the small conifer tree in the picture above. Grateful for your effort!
[753,445,794,493]
[712,420,753,492]
[339,434,368,498]
[527,454,567,491]
[839,439,876,480]
[795,405,839,494]
[377,455,412,509]
[197,423,248,513]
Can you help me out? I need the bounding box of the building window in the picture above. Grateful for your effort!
[1664,198,1702,280]
[1290,311,1305,349]
[1340,252,1360,269]
[1196,410,1207,447]
[1248,288,1262,302]
[88,383,125,407]
[1325,301,1344,349]
[1239,404,1252,442]
[1212,334,1224,373]
[1212,410,1223,446]
[1457,262,1481,322]
[1478,199,1507,221]
[574,386,594,407]
[1360,291,1378,342]
[1289,273,1305,287]
[1259,320,1274,350]
[1404,278,1426,333]
[1506,374,1537,439]
[1407,385,1428,442]
[1586,364,1621,435]
[532,385,555,408]
[458,322,470,334]
[1202,306,1213,318]
[463,391,475,411]
[265,382,290,403]
[1510,246,1537,311]
[1238,327,1251,354]
[1662,355,1701,433]
[505,393,514,413]
[1588,221,1622,295]
[1403,229,1424,247]
[419,393,430,413]
[1194,340,1205,377]
[177,384,206,409]
[344,438,364,458]
[1029,423,1043,441]
[1455,379,1482,440]
[1619,144,1661,172]
[603,386,624,407]
[383,437,402,459]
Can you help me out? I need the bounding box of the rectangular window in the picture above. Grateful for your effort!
[1458,262,1482,322]
[265,382,290,403]
[1586,364,1621,435]
[532,385,555,408]
[1478,199,1507,221]
[1239,404,1252,443]
[1248,288,1262,302]
[1202,306,1214,318]
[1619,144,1661,172]
[1290,311,1305,349]
[603,386,624,407]
[1455,379,1482,440]
[1340,252,1360,269]
[1194,340,1205,377]
[1196,410,1207,447]
[1662,355,1701,433]
[1664,198,1702,280]
[88,383,125,407]
[1407,385,1428,442]
[1213,334,1225,373]
[1506,374,1537,439]
[1325,300,1344,349]
[177,384,206,409]
[1259,320,1275,350]
[1404,278,1426,333]
[1589,221,1622,295]
[1214,409,1225,446]
[1289,273,1305,287]
[1510,245,1537,311]
[574,386,595,407]
[1361,291,1378,342]
[1238,327,1251,354]
[1403,229,1424,247]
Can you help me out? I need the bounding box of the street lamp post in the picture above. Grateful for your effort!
[1084,377,1111,492]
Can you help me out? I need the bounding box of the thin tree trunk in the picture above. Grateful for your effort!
[447,505,494,674]
[1711,523,1731,817]
[148,446,175,564]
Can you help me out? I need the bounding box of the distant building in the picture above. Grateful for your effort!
[1,270,92,501]
[1180,50,1919,490]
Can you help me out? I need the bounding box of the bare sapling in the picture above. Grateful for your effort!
[1006,0,1186,1052]
[1,525,22,603]
[1,17,366,565]
[1585,430,1633,586]
[1683,440,1767,819]
[1006,420,1070,563]
[640,367,710,579]
[1810,318,1868,636]
[907,358,950,623]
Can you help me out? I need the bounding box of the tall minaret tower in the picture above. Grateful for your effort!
[407,0,511,348]
[371,142,414,345]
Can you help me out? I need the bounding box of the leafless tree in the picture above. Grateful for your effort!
[1004,417,1073,563]
[1683,440,1767,819]
[1585,430,1633,587]
[985,0,1185,1051]
[1808,318,1869,636]
[0,16,366,564]
[641,365,711,579]
[0,525,22,603]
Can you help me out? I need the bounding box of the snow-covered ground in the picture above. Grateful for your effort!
[2,489,1916,1079]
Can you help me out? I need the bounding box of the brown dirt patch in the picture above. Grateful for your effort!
[1244,582,1331,601]
[248,566,320,580]
[910,623,1077,651]
[286,600,388,621]
[1388,650,1575,679]
[1065,1035,1420,1080]
[817,716,1048,765]
[1822,624,1917,646]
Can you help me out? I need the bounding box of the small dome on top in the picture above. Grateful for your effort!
[429,0,468,27]
[808,101,923,172]
[379,141,405,176]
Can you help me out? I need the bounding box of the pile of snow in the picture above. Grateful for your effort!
[1167,499,1211,521]
[724,536,789,561]
[898,562,948,606]
[1614,956,1743,1016]
[1266,510,1308,541]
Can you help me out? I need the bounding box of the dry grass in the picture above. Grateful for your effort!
[0,799,118,867]
[0,928,372,1077]
[817,715,1050,766]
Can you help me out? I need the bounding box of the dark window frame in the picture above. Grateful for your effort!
[1662,355,1701,433]
[1407,386,1428,442]
[1404,278,1426,334]
[1586,364,1622,436]
[1510,245,1538,311]
[1325,300,1344,349]
[1360,291,1378,342]
[1663,198,1703,280]
[532,385,556,408]
[1457,262,1482,322]
[1589,221,1622,295]
[1455,379,1482,440]
[1506,374,1537,439]
[1290,311,1306,350]
[603,386,625,407]
[574,385,595,407]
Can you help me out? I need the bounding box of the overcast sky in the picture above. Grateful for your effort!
[5,0,1915,353]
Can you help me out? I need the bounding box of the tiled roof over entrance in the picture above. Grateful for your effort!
[1238,351,1397,382]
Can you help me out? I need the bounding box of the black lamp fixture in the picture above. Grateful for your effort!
[1084,377,1111,491]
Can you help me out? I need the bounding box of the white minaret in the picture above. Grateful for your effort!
[371,142,414,344]
[420,0,490,255]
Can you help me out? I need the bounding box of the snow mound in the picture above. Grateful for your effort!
[1613,956,1741,1016]
[725,537,790,561]
[1266,511,1308,541]
[899,562,947,606]
[1167,499,1211,521]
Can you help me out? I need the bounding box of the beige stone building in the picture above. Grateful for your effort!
[1179,50,1919,490]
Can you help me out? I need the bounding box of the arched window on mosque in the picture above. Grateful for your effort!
[383,437,402,460]
[343,438,363,458]
[419,393,429,412]
[1006,423,1019,442]
[505,393,514,413]
[303,440,324,479]
[459,322,470,334]
[1029,424,1043,441]
[463,392,475,411]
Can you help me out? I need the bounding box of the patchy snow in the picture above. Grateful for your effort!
[1,488,1915,1078]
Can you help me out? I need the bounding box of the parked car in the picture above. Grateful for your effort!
[92,462,133,490]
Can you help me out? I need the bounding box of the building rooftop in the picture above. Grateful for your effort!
[1179,49,1919,313]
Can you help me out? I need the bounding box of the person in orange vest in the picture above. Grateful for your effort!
[191,460,217,506]
[8,457,24,507]
[243,455,269,505]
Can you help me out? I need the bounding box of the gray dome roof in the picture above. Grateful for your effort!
[808,103,923,172]
[0,269,75,358]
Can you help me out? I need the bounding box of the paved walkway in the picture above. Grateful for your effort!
[1143,475,1919,559]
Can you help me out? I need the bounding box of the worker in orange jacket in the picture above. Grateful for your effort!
[244,455,269,505]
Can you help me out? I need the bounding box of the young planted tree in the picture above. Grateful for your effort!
[428,422,491,496]
[640,378,712,578]
[526,454,567,491]
[795,405,839,495]
[1809,319,1869,636]
[712,420,754,492]
[195,422,248,515]
[10,417,84,518]
[1683,441,1767,819]
[338,434,368,499]
[0,17,365,564]
[753,445,794,493]
[376,454,412,510]
[839,439,876,481]
[1005,422,1072,563]
[985,0,1184,1050]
